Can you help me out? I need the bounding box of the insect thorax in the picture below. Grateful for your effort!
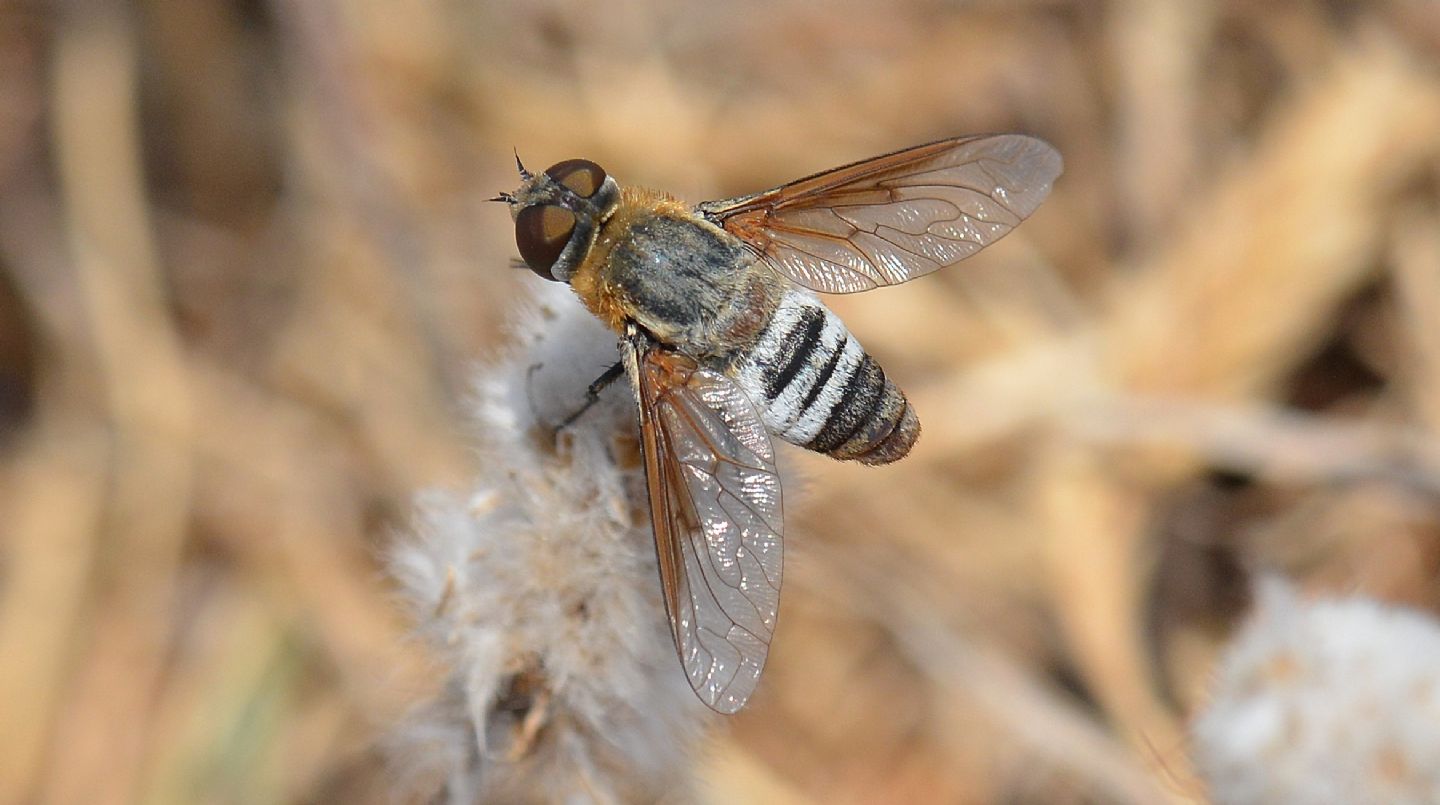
[603,209,782,360]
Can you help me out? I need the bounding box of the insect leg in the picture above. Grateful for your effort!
[557,360,625,428]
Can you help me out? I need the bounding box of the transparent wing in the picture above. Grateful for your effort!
[624,333,784,714]
[699,134,1062,294]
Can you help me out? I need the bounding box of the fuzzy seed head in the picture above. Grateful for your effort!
[1192,579,1440,805]
[386,282,712,803]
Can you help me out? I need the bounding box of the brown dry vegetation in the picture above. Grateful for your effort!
[2,1,1440,802]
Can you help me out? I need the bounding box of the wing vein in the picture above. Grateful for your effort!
[705,134,1060,293]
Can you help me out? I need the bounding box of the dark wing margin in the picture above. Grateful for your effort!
[698,134,1062,294]
[623,327,784,714]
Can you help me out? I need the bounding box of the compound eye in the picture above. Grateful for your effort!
[515,204,576,281]
[545,159,607,198]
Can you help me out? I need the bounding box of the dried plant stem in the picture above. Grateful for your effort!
[1,6,196,802]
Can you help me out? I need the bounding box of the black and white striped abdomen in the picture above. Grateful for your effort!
[730,289,919,465]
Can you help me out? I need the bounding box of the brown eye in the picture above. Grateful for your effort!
[515,204,576,280]
[545,159,607,198]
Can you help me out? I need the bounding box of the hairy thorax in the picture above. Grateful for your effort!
[570,187,783,361]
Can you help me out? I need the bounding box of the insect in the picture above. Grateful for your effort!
[494,135,1061,713]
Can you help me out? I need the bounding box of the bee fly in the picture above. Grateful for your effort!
[493,135,1061,713]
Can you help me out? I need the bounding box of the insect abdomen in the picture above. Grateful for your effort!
[732,290,920,465]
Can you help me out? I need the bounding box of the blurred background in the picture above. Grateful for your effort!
[3,0,1440,802]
